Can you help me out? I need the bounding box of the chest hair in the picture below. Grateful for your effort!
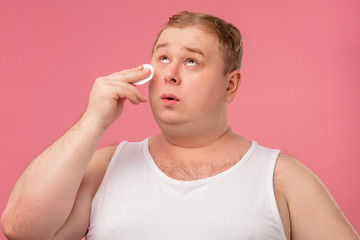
[152,154,243,181]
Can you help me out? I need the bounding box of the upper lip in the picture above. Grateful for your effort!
[160,93,179,101]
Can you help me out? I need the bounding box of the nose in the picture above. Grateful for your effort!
[164,62,181,85]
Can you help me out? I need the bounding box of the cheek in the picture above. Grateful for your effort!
[150,58,162,72]
[148,71,162,100]
[149,59,163,83]
[197,77,227,104]
[149,69,161,87]
[189,73,226,92]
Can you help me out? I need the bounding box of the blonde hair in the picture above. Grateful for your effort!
[152,11,243,74]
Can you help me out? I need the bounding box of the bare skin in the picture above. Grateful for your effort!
[2,25,359,240]
[1,66,151,240]
[148,129,359,240]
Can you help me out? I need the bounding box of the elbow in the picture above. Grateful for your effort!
[1,211,18,240]
[1,210,51,240]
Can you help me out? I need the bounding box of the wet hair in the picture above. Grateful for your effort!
[152,11,243,74]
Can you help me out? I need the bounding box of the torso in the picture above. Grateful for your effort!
[148,136,292,239]
[149,150,245,181]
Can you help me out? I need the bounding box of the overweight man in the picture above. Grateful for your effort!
[2,11,359,240]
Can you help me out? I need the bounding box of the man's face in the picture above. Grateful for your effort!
[149,26,230,128]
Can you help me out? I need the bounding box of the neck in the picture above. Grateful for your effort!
[159,123,231,149]
[155,109,231,148]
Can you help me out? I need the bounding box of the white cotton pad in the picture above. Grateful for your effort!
[134,64,154,85]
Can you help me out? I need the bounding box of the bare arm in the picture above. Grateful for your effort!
[52,145,117,240]
[1,66,150,240]
[277,154,359,240]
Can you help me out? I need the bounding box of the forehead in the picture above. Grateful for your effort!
[154,26,220,56]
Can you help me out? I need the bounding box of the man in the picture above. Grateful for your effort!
[1,11,359,240]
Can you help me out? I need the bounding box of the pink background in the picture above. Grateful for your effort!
[1,0,359,238]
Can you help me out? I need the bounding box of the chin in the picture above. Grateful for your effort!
[155,116,184,127]
[152,112,189,129]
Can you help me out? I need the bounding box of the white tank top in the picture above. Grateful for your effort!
[86,138,287,240]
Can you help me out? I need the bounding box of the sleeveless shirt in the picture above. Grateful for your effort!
[86,138,287,240]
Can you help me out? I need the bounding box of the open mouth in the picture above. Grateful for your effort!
[161,94,179,101]
[164,97,176,100]
[161,93,179,105]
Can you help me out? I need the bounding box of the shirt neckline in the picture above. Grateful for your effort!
[142,138,258,186]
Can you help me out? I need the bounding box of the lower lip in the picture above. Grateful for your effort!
[162,98,179,106]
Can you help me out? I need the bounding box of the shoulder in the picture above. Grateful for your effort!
[94,144,119,165]
[87,144,119,176]
[273,152,335,215]
[82,144,119,197]
[273,153,315,191]
[274,153,359,239]
[273,153,335,204]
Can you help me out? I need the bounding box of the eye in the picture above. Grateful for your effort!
[160,56,170,63]
[186,59,197,66]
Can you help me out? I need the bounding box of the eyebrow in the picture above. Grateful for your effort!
[154,43,168,52]
[183,47,205,57]
[154,43,205,57]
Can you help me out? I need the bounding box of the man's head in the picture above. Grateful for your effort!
[149,11,243,143]
[152,11,243,75]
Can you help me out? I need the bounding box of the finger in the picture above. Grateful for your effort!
[122,84,148,102]
[116,88,140,105]
[107,79,147,100]
[96,76,148,104]
[109,82,147,103]
[107,65,143,77]
[107,68,151,84]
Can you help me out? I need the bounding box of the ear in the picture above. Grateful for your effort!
[225,69,241,102]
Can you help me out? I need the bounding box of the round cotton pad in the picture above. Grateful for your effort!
[134,64,154,85]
